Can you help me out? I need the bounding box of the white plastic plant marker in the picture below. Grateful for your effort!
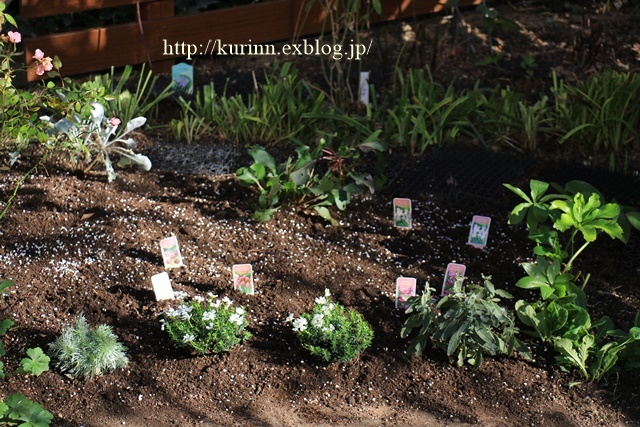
[359,71,370,106]
[442,263,466,296]
[468,215,491,248]
[396,277,416,309]
[233,264,254,295]
[160,236,184,269]
[172,62,194,95]
[393,198,412,229]
[151,272,175,301]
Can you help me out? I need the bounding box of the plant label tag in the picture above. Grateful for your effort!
[172,62,194,95]
[151,272,174,301]
[232,264,254,295]
[442,263,466,296]
[359,71,370,106]
[468,215,491,248]
[396,277,416,309]
[393,198,412,229]
[160,236,184,269]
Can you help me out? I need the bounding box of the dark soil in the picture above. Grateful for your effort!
[1,3,640,427]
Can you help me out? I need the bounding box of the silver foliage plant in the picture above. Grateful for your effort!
[41,103,151,182]
[48,314,128,379]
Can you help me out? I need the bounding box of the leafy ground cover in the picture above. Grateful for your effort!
[1,2,640,426]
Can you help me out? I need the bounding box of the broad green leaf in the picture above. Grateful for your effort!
[4,393,53,427]
[539,285,555,300]
[313,206,336,225]
[331,188,350,210]
[248,146,276,172]
[508,202,529,225]
[250,163,266,181]
[564,180,600,199]
[20,347,50,376]
[447,325,465,357]
[503,183,532,204]
[529,179,550,202]
[515,276,545,290]
[357,139,386,152]
[626,211,640,230]
[0,318,14,335]
[554,337,590,378]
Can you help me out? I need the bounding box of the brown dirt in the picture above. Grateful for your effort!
[1,3,640,427]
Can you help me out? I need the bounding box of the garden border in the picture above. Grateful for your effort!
[19,0,484,81]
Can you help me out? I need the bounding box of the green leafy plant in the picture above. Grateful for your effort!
[84,64,174,131]
[518,300,640,382]
[552,69,640,171]
[401,277,530,368]
[236,135,384,223]
[182,62,325,145]
[287,289,373,363]
[0,393,53,427]
[387,68,482,155]
[504,179,636,301]
[48,314,128,379]
[161,293,250,355]
[506,179,640,381]
[18,347,50,376]
[170,106,210,144]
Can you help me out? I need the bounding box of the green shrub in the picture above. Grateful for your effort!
[288,289,373,363]
[48,314,128,379]
[161,294,250,355]
[401,277,530,368]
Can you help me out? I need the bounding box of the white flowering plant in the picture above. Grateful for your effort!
[161,293,250,355]
[287,289,373,363]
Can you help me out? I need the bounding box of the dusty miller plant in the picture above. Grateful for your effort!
[48,314,128,379]
[41,102,150,182]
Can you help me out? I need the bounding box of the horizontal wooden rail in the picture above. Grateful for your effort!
[21,0,483,81]
[20,0,160,18]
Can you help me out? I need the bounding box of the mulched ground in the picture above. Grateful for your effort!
[0,141,639,426]
[1,3,640,426]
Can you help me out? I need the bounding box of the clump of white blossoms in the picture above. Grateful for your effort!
[287,288,374,363]
[161,293,250,354]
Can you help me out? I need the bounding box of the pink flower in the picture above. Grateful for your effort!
[32,49,54,75]
[7,31,21,44]
[109,117,121,126]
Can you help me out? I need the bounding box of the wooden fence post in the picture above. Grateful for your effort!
[140,0,174,74]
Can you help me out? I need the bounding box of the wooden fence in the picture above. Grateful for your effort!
[19,0,483,81]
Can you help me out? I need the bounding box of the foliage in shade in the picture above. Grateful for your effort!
[506,179,640,382]
[401,277,530,368]
[48,314,128,379]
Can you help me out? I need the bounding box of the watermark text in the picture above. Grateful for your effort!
[162,38,372,61]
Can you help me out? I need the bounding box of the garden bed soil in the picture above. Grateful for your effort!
[1,149,639,427]
[2,3,640,426]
